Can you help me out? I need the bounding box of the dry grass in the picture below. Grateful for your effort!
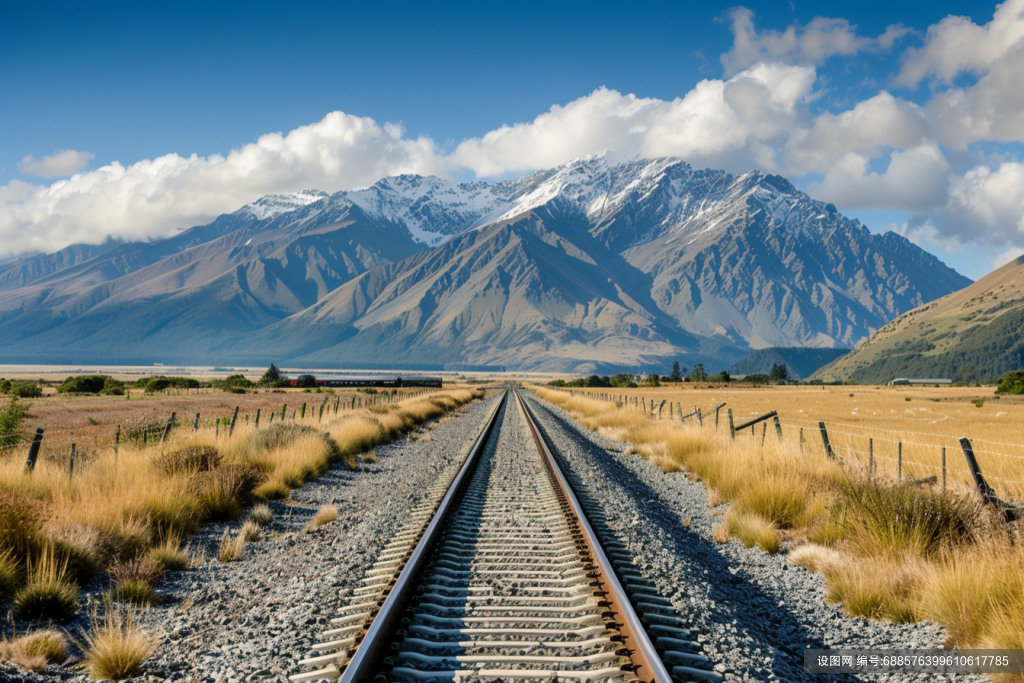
[1,628,68,671]
[14,547,79,622]
[305,505,338,531]
[240,520,261,542]
[149,535,189,572]
[217,529,245,562]
[83,603,157,680]
[248,503,273,527]
[534,384,1024,651]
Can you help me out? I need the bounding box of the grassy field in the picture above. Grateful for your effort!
[533,384,1024,679]
[0,385,482,676]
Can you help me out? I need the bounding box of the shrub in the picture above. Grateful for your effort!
[154,445,222,475]
[58,375,108,394]
[0,378,10,394]
[10,382,42,398]
[972,398,985,408]
[0,629,68,671]
[83,604,157,680]
[0,397,30,450]
[101,377,125,395]
[995,370,1024,395]
[248,504,273,527]
[14,548,80,622]
[149,536,190,572]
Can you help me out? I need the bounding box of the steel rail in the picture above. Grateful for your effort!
[334,389,508,683]
[513,388,675,683]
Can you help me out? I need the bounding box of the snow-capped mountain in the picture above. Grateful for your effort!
[0,155,971,371]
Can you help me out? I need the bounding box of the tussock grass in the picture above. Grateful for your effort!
[83,604,156,680]
[1,629,68,671]
[111,556,163,605]
[788,544,843,573]
[823,553,922,622]
[14,548,79,622]
[217,529,244,562]
[0,547,21,602]
[725,510,781,554]
[240,520,261,542]
[305,505,338,531]
[248,503,273,527]
[149,535,189,572]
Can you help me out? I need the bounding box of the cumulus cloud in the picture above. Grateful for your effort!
[896,0,1024,85]
[930,162,1024,245]
[721,7,909,75]
[1,113,440,255]
[808,143,951,213]
[17,149,95,178]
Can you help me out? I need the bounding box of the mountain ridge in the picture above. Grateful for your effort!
[0,154,971,372]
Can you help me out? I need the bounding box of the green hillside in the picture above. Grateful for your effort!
[727,347,850,380]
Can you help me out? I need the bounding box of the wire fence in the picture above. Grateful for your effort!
[550,387,1024,506]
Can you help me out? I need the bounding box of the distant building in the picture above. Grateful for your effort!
[888,378,953,386]
[290,375,442,388]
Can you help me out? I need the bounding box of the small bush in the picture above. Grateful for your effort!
[305,505,338,531]
[218,529,244,562]
[788,544,844,573]
[1,629,68,671]
[0,397,31,450]
[995,369,1024,395]
[10,382,42,398]
[154,445,221,475]
[114,579,154,605]
[101,377,125,395]
[972,398,985,408]
[83,604,157,680]
[149,536,190,572]
[248,504,273,527]
[14,549,80,622]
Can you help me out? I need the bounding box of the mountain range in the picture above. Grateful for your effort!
[814,255,1024,384]
[0,154,971,372]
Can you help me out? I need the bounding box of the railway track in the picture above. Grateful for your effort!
[292,388,720,683]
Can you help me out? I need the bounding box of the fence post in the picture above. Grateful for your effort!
[193,413,200,431]
[760,422,767,448]
[161,412,177,444]
[115,425,121,454]
[255,409,261,429]
[959,437,998,505]
[942,447,946,491]
[898,442,903,481]
[69,442,76,478]
[269,412,274,425]
[25,428,44,472]
[697,409,703,427]
[282,404,287,420]
[319,402,325,422]
[799,427,805,452]
[658,400,665,420]
[670,403,674,419]
[215,421,220,439]
[228,407,239,437]
[728,409,735,440]
[869,438,874,476]
[818,421,835,460]
[300,403,306,419]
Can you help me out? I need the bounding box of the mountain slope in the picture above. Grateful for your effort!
[813,256,1024,383]
[0,155,972,369]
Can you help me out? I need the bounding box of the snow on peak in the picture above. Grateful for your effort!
[243,190,328,220]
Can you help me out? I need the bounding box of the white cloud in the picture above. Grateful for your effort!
[896,0,1024,85]
[930,162,1024,245]
[721,7,909,75]
[17,149,95,178]
[808,143,951,213]
[1,112,441,255]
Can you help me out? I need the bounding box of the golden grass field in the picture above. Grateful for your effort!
[533,384,1024,680]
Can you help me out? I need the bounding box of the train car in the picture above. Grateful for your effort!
[288,375,443,388]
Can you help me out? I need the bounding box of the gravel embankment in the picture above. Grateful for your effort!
[4,393,500,683]
[523,393,986,683]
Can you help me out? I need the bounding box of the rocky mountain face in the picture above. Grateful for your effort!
[0,155,971,371]
[813,255,1024,384]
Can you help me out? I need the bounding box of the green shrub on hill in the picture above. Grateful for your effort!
[58,376,108,394]
[995,370,1024,395]
[10,382,42,398]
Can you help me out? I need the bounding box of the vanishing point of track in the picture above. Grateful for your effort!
[291,388,721,683]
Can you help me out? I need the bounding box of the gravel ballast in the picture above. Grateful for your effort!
[523,392,986,683]
[3,393,500,683]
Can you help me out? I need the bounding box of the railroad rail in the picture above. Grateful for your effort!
[292,388,719,683]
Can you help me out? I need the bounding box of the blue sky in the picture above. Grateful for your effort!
[2,0,1022,278]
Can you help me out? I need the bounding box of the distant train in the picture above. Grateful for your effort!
[288,375,443,389]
